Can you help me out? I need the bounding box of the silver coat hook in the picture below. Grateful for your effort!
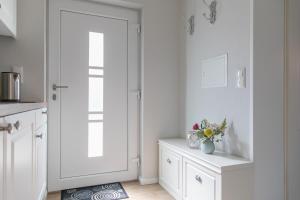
[203,0,217,24]
[188,15,195,35]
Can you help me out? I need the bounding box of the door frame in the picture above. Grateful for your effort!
[46,0,144,192]
[284,1,287,199]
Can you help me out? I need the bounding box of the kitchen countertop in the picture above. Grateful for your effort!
[0,102,47,117]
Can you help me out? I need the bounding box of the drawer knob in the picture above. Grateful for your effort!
[14,121,21,131]
[166,158,172,164]
[36,133,44,139]
[195,175,202,184]
[0,124,13,134]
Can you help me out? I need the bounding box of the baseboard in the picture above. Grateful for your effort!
[138,176,158,185]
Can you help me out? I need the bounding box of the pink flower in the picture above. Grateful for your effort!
[193,123,200,130]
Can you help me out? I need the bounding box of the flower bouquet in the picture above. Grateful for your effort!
[192,118,227,154]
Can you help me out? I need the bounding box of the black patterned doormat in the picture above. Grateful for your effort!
[61,182,129,200]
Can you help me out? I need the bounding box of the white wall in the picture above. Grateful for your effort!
[286,0,300,199]
[180,0,286,199]
[180,0,251,158]
[0,0,46,102]
[252,0,285,199]
[123,0,181,182]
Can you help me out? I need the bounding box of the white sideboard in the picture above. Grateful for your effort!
[0,107,47,200]
[159,139,253,200]
[0,0,17,37]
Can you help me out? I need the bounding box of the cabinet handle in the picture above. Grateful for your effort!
[167,158,172,164]
[14,121,21,131]
[36,133,43,139]
[42,111,47,114]
[195,175,202,184]
[0,124,13,134]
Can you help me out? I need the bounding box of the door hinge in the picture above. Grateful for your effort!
[137,90,142,100]
[132,157,140,167]
[137,24,142,34]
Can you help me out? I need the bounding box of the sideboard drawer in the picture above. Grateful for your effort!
[159,147,182,199]
[183,158,216,200]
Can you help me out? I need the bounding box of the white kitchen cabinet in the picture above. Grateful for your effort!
[159,139,253,200]
[34,124,47,200]
[0,107,47,200]
[4,111,35,200]
[0,0,17,37]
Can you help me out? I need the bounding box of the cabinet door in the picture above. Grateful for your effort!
[0,0,16,37]
[35,125,47,200]
[159,146,182,199]
[0,118,4,200]
[5,112,35,200]
[183,159,216,200]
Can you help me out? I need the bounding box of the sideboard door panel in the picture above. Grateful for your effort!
[183,159,216,200]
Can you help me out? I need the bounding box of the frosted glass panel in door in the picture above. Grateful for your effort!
[89,77,103,112]
[60,11,128,178]
[89,32,104,67]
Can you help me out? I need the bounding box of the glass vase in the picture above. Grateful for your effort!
[186,131,200,149]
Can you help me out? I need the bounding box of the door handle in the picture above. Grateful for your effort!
[53,84,69,91]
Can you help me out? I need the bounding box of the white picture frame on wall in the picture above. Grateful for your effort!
[201,54,228,88]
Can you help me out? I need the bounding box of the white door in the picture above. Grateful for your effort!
[48,0,140,191]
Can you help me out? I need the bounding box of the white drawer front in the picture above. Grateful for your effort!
[5,110,35,133]
[160,147,182,198]
[183,159,216,200]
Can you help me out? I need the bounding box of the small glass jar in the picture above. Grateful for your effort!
[186,131,200,149]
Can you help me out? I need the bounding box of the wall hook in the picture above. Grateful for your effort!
[203,0,217,24]
[187,15,195,35]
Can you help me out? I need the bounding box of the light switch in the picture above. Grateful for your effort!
[236,68,246,88]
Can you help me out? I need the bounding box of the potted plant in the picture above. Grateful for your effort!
[192,118,227,154]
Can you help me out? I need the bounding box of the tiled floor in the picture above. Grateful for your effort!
[47,181,174,200]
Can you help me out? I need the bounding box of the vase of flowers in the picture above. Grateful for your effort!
[192,118,227,154]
